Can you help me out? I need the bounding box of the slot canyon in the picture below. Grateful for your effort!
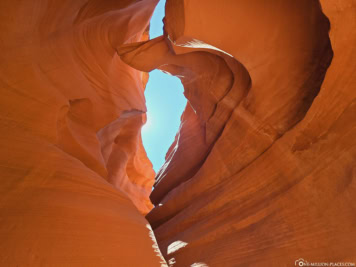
[0,0,355,266]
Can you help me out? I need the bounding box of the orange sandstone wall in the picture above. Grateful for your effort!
[0,0,165,266]
[120,0,356,266]
[1,0,355,266]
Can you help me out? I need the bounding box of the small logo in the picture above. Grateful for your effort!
[295,259,307,266]
[294,258,355,266]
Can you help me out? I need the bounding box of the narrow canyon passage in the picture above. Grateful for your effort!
[0,0,355,267]
[142,0,187,173]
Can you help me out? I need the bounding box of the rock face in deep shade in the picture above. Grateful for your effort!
[1,0,355,266]
[120,0,356,266]
[0,0,165,266]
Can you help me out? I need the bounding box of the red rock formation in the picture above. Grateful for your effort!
[1,0,355,266]
[0,0,165,265]
[120,0,356,266]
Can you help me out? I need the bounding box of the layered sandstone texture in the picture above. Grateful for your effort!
[0,0,166,266]
[120,0,356,266]
[1,0,356,266]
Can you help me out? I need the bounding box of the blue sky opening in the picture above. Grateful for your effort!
[142,0,187,172]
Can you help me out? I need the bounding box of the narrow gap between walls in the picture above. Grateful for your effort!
[142,0,187,174]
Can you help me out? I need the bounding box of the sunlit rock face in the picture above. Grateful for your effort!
[1,0,355,266]
[0,0,166,266]
[120,0,356,266]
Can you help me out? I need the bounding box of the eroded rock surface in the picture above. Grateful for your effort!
[1,0,355,266]
[120,0,356,266]
[0,0,165,266]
